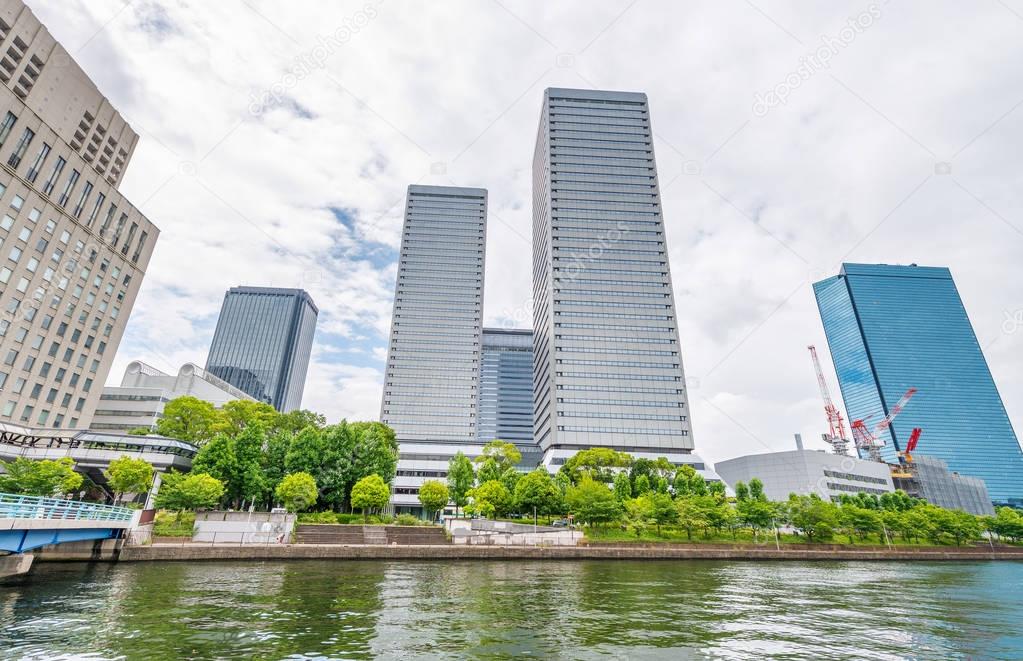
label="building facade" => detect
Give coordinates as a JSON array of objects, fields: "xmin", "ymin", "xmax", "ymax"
[
  {"xmin": 381, "ymin": 185, "xmax": 487, "ymax": 511},
  {"xmin": 531, "ymin": 87, "xmax": 712, "ymax": 476},
  {"xmin": 479, "ymin": 328, "xmax": 539, "ymax": 469},
  {"xmin": 205, "ymin": 286, "xmax": 317, "ymax": 412},
  {"xmin": 714, "ymin": 449, "xmax": 895, "ymax": 503},
  {"xmin": 92, "ymin": 360, "xmax": 253, "ymax": 432},
  {"xmin": 892, "ymin": 454, "xmax": 994, "ymax": 516},
  {"xmin": 813, "ymin": 263, "xmax": 1023, "ymax": 505},
  {"xmin": 0, "ymin": 1, "xmax": 158, "ymax": 430}
]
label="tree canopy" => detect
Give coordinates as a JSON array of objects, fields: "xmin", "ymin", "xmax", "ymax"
[{"xmin": 0, "ymin": 457, "xmax": 83, "ymax": 497}]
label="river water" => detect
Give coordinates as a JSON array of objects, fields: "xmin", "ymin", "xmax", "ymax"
[{"xmin": 1, "ymin": 560, "xmax": 1021, "ymax": 659}]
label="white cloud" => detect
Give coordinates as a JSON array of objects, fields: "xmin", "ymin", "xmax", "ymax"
[{"xmin": 30, "ymin": 0, "xmax": 1023, "ymax": 462}]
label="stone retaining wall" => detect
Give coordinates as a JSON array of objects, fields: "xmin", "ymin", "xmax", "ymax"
[{"xmin": 118, "ymin": 543, "xmax": 1023, "ymax": 563}]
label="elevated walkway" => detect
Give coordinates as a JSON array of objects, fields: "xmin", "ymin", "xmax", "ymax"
[{"xmin": 0, "ymin": 492, "xmax": 134, "ymax": 554}]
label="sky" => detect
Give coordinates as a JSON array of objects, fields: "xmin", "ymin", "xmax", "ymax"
[{"xmin": 29, "ymin": 0, "xmax": 1023, "ymax": 467}]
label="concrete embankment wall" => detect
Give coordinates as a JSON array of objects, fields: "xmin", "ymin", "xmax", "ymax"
[{"xmin": 117, "ymin": 543, "xmax": 1023, "ymax": 563}]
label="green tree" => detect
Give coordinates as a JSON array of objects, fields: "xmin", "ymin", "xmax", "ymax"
[
  {"xmin": 514, "ymin": 469, "xmax": 563, "ymax": 522},
  {"xmin": 274, "ymin": 410, "xmax": 326, "ymax": 435},
  {"xmin": 155, "ymin": 472, "xmax": 225, "ymax": 516},
  {"xmin": 275, "ymin": 472, "xmax": 318, "ymax": 512},
  {"xmin": 156, "ymin": 396, "xmax": 221, "ymax": 445},
  {"xmin": 648, "ymin": 491, "xmax": 678, "ymax": 533},
  {"xmin": 565, "ymin": 478, "xmax": 622, "ymax": 526},
  {"xmin": 625, "ymin": 496, "xmax": 653, "ymax": 537},
  {"xmin": 217, "ymin": 400, "xmax": 279, "ymax": 437},
  {"xmin": 785, "ymin": 494, "xmax": 838, "ymax": 543},
  {"xmin": 103, "ymin": 456, "xmax": 154, "ymax": 504},
  {"xmin": 838, "ymin": 505, "xmax": 881, "ymax": 543},
  {"xmin": 675, "ymin": 495, "xmax": 708, "ymax": 541},
  {"xmin": 350, "ymin": 474, "xmax": 390, "ymax": 522},
  {"xmin": 499, "ymin": 467, "xmax": 521, "ymax": 500},
  {"xmin": 418, "ymin": 480, "xmax": 449, "ymax": 520},
  {"xmin": 348, "ymin": 421, "xmax": 399, "ymax": 487},
  {"xmin": 127, "ymin": 427, "xmax": 153, "ymax": 436},
  {"xmin": 284, "ymin": 426, "xmax": 325, "ymax": 477},
  {"xmin": 562, "ymin": 447, "xmax": 633, "ymax": 484},
  {"xmin": 474, "ymin": 440, "xmax": 522, "ymax": 474},
  {"xmin": 191, "ymin": 433, "xmax": 237, "ymax": 503},
  {"xmin": 476, "ymin": 458, "xmax": 502, "ymax": 485},
  {"xmin": 613, "ymin": 471, "xmax": 633, "ymax": 502},
  {"xmin": 0, "ymin": 457, "xmax": 83, "ymax": 497},
  {"xmin": 232, "ymin": 422, "xmax": 267, "ymax": 507},
  {"xmin": 467, "ymin": 480, "xmax": 512, "ymax": 519},
  {"xmin": 734, "ymin": 481, "xmax": 750, "ymax": 502},
  {"xmin": 261, "ymin": 431, "xmax": 292, "ymax": 507},
  {"xmin": 945, "ymin": 510, "xmax": 982, "ymax": 546},
  {"xmin": 447, "ymin": 452, "xmax": 475, "ymax": 516},
  {"xmin": 633, "ymin": 474, "xmax": 651, "ymax": 496},
  {"xmin": 990, "ymin": 507, "xmax": 1023, "ymax": 543}
]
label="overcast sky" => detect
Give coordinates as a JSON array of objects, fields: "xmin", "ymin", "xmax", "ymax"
[{"xmin": 30, "ymin": 0, "xmax": 1023, "ymax": 466}]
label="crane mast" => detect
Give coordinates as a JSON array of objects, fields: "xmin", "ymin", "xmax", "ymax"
[{"xmin": 807, "ymin": 345, "xmax": 850, "ymax": 456}]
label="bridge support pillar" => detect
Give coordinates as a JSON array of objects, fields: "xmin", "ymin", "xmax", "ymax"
[{"xmin": 0, "ymin": 553, "xmax": 33, "ymax": 578}]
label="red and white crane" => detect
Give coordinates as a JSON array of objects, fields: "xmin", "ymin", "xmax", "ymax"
[
  {"xmin": 850, "ymin": 387, "xmax": 918, "ymax": 462},
  {"xmin": 807, "ymin": 345, "xmax": 851, "ymax": 456}
]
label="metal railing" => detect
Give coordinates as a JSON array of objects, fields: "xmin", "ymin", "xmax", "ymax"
[{"xmin": 0, "ymin": 492, "xmax": 134, "ymax": 522}]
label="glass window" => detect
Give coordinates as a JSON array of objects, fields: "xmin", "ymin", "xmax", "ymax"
[
  {"xmin": 8, "ymin": 246, "xmax": 21, "ymax": 261},
  {"xmin": 1, "ymin": 214, "xmax": 13, "ymax": 230},
  {"xmin": 0, "ymin": 111, "xmax": 17, "ymax": 146},
  {"xmin": 1, "ymin": 401, "xmax": 14, "ymax": 417},
  {"xmin": 19, "ymin": 405, "xmax": 32, "ymax": 422},
  {"xmin": 25, "ymin": 142, "xmax": 50, "ymax": 182},
  {"xmin": 42, "ymin": 156, "xmax": 66, "ymax": 197},
  {"xmin": 17, "ymin": 226, "xmax": 30, "ymax": 242},
  {"xmin": 7, "ymin": 127, "xmax": 34, "ymax": 168},
  {"xmin": 58, "ymin": 169, "xmax": 80, "ymax": 207}
]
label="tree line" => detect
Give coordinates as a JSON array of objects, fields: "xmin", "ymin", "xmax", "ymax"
[{"xmin": 428, "ymin": 444, "xmax": 1022, "ymax": 546}]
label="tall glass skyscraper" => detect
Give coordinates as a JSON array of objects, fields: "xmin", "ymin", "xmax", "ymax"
[
  {"xmin": 814, "ymin": 263, "xmax": 1023, "ymax": 504},
  {"xmin": 206, "ymin": 286, "xmax": 317, "ymax": 412},
  {"xmin": 381, "ymin": 185, "xmax": 487, "ymax": 511},
  {"xmin": 531, "ymin": 87, "xmax": 713, "ymax": 477},
  {"xmin": 478, "ymin": 328, "xmax": 539, "ymax": 469}
]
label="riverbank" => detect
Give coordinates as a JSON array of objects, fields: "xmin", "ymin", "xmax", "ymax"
[{"xmin": 107, "ymin": 542, "xmax": 1023, "ymax": 562}]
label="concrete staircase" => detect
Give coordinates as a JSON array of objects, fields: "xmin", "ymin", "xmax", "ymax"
[
  {"xmin": 294, "ymin": 525, "xmax": 449, "ymax": 545},
  {"xmin": 362, "ymin": 526, "xmax": 387, "ymax": 545}
]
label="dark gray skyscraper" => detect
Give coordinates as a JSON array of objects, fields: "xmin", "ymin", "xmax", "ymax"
[
  {"xmin": 532, "ymin": 87, "xmax": 713, "ymax": 478},
  {"xmin": 206, "ymin": 286, "xmax": 317, "ymax": 412}
]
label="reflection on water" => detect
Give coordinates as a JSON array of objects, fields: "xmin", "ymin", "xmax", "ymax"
[{"xmin": 1, "ymin": 560, "xmax": 1021, "ymax": 659}]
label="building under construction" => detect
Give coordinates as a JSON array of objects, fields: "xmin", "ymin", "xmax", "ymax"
[{"xmin": 807, "ymin": 345, "xmax": 995, "ymax": 516}]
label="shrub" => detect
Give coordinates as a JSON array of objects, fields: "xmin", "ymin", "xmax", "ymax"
[{"xmin": 395, "ymin": 513, "xmax": 422, "ymax": 526}]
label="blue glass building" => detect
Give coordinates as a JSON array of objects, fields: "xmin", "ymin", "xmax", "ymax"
[
  {"xmin": 206, "ymin": 287, "xmax": 318, "ymax": 412},
  {"xmin": 813, "ymin": 263, "xmax": 1023, "ymax": 504},
  {"xmin": 478, "ymin": 328, "xmax": 539, "ymax": 469}
]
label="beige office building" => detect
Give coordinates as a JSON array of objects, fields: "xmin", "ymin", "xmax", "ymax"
[{"xmin": 0, "ymin": 0, "xmax": 158, "ymax": 430}]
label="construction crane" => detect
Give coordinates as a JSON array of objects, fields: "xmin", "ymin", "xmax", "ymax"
[
  {"xmin": 903, "ymin": 427, "xmax": 922, "ymax": 463},
  {"xmin": 850, "ymin": 387, "xmax": 918, "ymax": 462},
  {"xmin": 807, "ymin": 345, "xmax": 850, "ymax": 456}
]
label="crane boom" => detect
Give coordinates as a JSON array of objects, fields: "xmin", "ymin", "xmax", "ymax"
[
  {"xmin": 808, "ymin": 345, "xmax": 850, "ymax": 455},
  {"xmin": 850, "ymin": 387, "xmax": 918, "ymax": 462}
]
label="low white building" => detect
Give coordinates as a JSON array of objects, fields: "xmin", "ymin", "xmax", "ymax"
[
  {"xmin": 92, "ymin": 361, "xmax": 253, "ymax": 432},
  {"xmin": 714, "ymin": 449, "xmax": 894, "ymax": 503}
]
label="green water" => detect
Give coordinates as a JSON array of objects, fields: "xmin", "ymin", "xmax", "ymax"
[{"xmin": 1, "ymin": 560, "xmax": 1021, "ymax": 659}]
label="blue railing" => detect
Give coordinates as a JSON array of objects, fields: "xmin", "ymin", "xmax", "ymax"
[{"xmin": 0, "ymin": 492, "xmax": 133, "ymax": 522}]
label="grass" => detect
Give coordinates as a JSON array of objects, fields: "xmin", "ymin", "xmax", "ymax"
[
  {"xmin": 153, "ymin": 510, "xmax": 195, "ymax": 538},
  {"xmin": 582, "ymin": 525, "xmax": 995, "ymax": 547}
]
